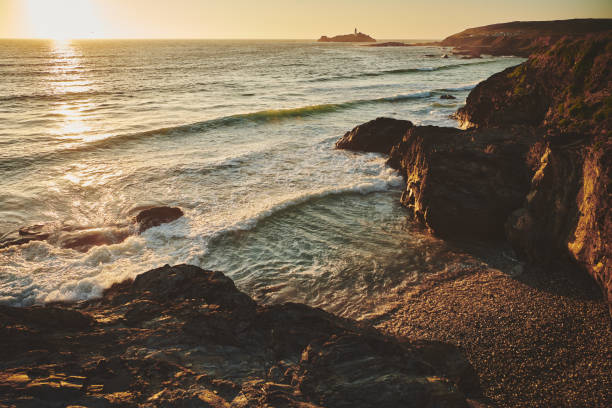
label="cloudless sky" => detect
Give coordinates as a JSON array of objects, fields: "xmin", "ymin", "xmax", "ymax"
[{"xmin": 1, "ymin": 0, "xmax": 611, "ymax": 39}]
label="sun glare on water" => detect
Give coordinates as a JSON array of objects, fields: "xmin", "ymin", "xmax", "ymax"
[{"xmin": 25, "ymin": 0, "xmax": 103, "ymax": 40}]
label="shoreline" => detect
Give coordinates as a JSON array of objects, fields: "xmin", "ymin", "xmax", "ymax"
[{"xmin": 1, "ymin": 19, "xmax": 610, "ymax": 407}]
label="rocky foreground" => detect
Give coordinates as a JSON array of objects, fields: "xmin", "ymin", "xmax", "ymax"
[{"xmin": 0, "ymin": 264, "xmax": 487, "ymax": 407}]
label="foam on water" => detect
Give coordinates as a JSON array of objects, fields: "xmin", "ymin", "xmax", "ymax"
[{"xmin": 0, "ymin": 39, "xmax": 524, "ymax": 311}]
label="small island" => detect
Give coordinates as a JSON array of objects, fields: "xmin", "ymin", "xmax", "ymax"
[{"xmin": 318, "ymin": 28, "xmax": 376, "ymax": 42}]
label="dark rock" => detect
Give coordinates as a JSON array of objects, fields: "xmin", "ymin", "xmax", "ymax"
[
  {"xmin": 0, "ymin": 265, "xmax": 481, "ymax": 407},
  {"xmin": 135, "ymin": 206, "xmax": 183, "ymax": 233},
  {"xmin": 335, "ymin": 117, "xmax": 413, "ymax": 155},
  {"xmin": 0, "ymin": 206, "xmax": 185, "ymax": 252},
  {"xmin": 387, "ymin": 125, "xmax": 535, "ymax": 240},
  {"xmin": 440, "ymin": 94, "xmax": 456, "ymax": 100},
  {"xmin": 0, "ymin": 305, "xmax": 93, "ymax": 329},
  {"xmin": 56, "ymin": 227, "xmax": 131, "ymax": 253}
]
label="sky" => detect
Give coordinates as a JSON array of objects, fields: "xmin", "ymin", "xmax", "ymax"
[{"xmin": 0, "ymin": 0, "xmax": 611, "ymax": 40}]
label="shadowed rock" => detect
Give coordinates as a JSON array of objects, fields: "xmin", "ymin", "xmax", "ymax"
[
  {"xmin": 0, "ymin": 264, "xmax": 482, "ymax": 407},
  {"xmin": 387, "ymin": 125, "xmax": 535, "ymax": 240},
  {"xmin": 135, "ymin": 206, "xmax": 184, "ymax": 233},
  {"xmin": 335, "ymin": 117, "xmax": 413, "ymax": 154},
  {"xmin": 0, "ymin": 206, "xmax": 184, "ymax": 253}
]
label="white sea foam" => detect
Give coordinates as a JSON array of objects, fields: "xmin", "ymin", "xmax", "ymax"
[{"xmin": 0, "ymin": 40, "xmax": 524, "ymax": 308}]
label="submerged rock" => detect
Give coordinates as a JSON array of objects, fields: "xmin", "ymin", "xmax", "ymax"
[
  {"xmin": 0, "ymin": 264, "xmax": 481, "ymax": 407},
  {"xmin": 0, "ymin": 206, "xmax": 184, "ymax": 252},
  {"xmin": 56, "ymin": 226, "xmax": 132, "ymax": 253},
  {"xmin": 335, "ymin": 117, "xmax": 413, "ymax": 154},
  {"xmin": 440, "ymin": 94, "xmax": 456, "ymax": 100},
  {"xmin": 135, "ymin": 206, "xmax": 184, "ymax": 233}
]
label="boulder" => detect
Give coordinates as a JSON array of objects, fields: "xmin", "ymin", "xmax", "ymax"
[
  {"xmin": 0, "ymin": 206, "xmax": 184, "ymax": 252},
  {"xmin": 135, "ymin": 206, "xmax": 184, "ymax": 233},
  {"xmin": 335, "ymin": 117, "xmax": 413, "ymax": 154},
  {"xmin": 56, "ymin": 226, "xmax": 131, "ymax": 252}
]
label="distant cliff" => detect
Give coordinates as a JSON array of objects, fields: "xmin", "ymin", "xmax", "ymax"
[
  {"xmin": 440, "ymin": 18, "xmax": 612, "ymax": 57},
  {"xmin": 318, "ymin": 32, "xmax": 376, "ymax": 42}
]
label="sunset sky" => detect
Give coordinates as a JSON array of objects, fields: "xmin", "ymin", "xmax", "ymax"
[{"xmin": 1, "ymin": 0, "xmax": 611, "ymax": 40}]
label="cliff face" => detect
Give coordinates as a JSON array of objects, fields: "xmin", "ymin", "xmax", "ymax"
[
  {"xmin": 472, "ymin": 34, "xmax": 611, "ymax": 309},
  {"xmin": 337, "ymin": 32, "xmax": 611, "ymax": 310},
  {"xmin": 0, "ymin": 264, "xmax": 481, "ymax": 407},
  {"xmin": 440, "ymin": 18, "xmax": 612, "ymax": 57}
]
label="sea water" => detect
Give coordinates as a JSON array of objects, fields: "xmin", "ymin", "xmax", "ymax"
[{"xmin": 0, "ymin": 39, "xmax": 522, "ymax": 316}]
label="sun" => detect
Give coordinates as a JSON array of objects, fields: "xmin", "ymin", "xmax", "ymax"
[{"xmin": 24, "ymin": 0, "xmax": 103, "ymax": 40}]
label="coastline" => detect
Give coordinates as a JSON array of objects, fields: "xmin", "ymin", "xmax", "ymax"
[{"xmin": 1, "ymin": 19, "xmax": 611, "ymax": 407}]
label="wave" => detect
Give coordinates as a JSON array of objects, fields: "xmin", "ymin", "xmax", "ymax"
[
  {"xmin": 194, "ymin": 173, "xmax": 403, "ymax": 247},
  {"xmin": 46, "ymin": 91, "xmax": 433, "ymax": 153},
  {"xmin": 307, "ymin": 60, "xmax": 503, "ymax": 83}
]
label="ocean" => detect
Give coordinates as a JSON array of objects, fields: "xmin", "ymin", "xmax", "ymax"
[{"xmin": 0, "ymin": 39, "xmax": 523, "ymax": 316}]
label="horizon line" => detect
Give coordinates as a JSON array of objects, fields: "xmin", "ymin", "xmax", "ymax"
[{"xmin": 0, "ymin": 37, "xmax": 442, "ymax": 41}]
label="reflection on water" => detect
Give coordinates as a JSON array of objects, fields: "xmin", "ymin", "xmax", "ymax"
[
  {"xmin": 47, "ymin": 40, "xmax": 95, "ymax": 143},
  {"xmin": 0, "ymin": 40, "xmax": 523, "ymax": 311}
]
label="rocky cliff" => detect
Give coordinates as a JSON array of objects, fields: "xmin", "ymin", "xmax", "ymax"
[
  {"xmin": 337, "ymin": 32, "xmax": 611, "ymax": 310},
  {"xmin": 0, "ymin": 264, "xmax": 483, "ymax": 407},
  {"xmin": 440, "ymin": 18, "xmax": 612, "ymax": 57}
]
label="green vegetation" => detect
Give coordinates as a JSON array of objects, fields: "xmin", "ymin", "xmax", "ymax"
[
  {"xmin": 571, "ymin": 40, "xmax": 606, "ymax": 95},
  {"xmin": 507, "ymin": 64, "xmax": 530, "ymax": 97}
]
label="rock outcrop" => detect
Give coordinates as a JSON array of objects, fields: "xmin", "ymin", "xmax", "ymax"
[
  {"xmin": 337, "ymin": 32, "xmax": 611, "ymax": 310},
  {"xmin": 386, "ymin": 126, "xmax": 535, "ymax": 240},
  {"xmin": 0, "ymin": 206, "xmax": 184, "ymax": 252},
  {"xmin": 318, "ymin": 32, "xmax": 376, "ymax": 43},
  {"xmin": 0, "ymin": 264, "xmax": 482, "ymax": 407},
  {"xmin": 335, "ymin": 117, "xmax": 413, "ymax": 154}
]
